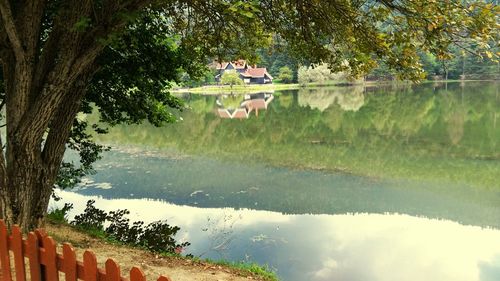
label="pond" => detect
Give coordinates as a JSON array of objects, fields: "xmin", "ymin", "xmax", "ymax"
[{"xmin": 54, "ymin": 81, "xmax": 500, "ymax": 281}]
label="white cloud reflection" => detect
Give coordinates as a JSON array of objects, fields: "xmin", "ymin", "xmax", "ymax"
[{"xmin": 52, "ymin": 190, "xmax": 500, "ymax": 281}]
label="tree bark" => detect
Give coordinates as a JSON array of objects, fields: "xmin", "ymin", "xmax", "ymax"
[
  {"xmin": 0, "ymin": 0, "xmax": 153, "ymax": 231},
  {"xmin": 0, "ymin": 76, "xmax": 90, "ymax": 230}
]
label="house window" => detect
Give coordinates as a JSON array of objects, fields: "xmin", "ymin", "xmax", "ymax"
[{"xmin": 244, "ymin": 79, "xmax": 250, "ymax": 83}]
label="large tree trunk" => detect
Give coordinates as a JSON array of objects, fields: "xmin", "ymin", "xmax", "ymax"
[
  {"xmin": 0, "ymin": 67, "xmax": 90, "ymax": 230},
  {"xmin": 0, "ymin": 83, "xmax": 88, "ymax": 230},
  {"xmin": 2, "ymin": 154, "xmax": 51, "ymax": 230},
  {"xmin": 0, "ymin": 0, "xmax": 151, "ymax": 231}
]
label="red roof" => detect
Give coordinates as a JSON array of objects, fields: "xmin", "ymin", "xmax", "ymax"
[{"xmin": 241, "ymin": 68, "xmax": 273, "ymax": 79}]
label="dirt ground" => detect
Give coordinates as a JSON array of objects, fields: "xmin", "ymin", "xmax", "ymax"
[{"xmin": 45, "ymin": 223, "xmax": 269, "ymax": 281}]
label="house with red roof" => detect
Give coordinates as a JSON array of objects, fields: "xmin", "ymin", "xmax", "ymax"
[{"xmin": 215, "ymin": 60, "xmax": 273, "ymax": 84}]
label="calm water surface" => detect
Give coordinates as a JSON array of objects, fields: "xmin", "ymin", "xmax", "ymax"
[{"xmin": 55, "ymin": 82, "xmax": 500, "ymax": 281}]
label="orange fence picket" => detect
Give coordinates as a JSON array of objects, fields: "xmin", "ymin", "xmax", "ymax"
[
  {"xmin": 0, "ymin": 220, "xmax": 173, "ymax": 281},
  {"xmin": 0, "ymin": 220, "xmax": 12, "ymax": 281}
]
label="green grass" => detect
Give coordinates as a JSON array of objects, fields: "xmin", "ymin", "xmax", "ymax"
[
  {"xmin": 173, "ymin": 80, "xmax": 360, "ymax": 94},
  {"xmin": 198, "ymin": 258, "xmax": 279, "ymax": 281},
  {"xmin": 173, "ymin": 78, "xmax": 496, "ymax": 95},
  {"xmin": 173, "ymin": 83, "xmax": 299, "ymax": 94},
  {"xmin": 46, "ymin": 203, "xmax": 73, "ymax": 224}
]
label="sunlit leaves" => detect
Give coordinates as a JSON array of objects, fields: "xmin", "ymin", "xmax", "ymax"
[
  {"xmin": 253, "ymin": 0, "xmax": 499, "ymax": 81},
  {"xmin": 220, "ymin": 70, "xmax": 245, "ymax": 87}
]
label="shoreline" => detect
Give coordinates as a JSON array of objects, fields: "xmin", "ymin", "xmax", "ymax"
[
  {"xmin": 45, "ymin": 219, "xmax": 279, "ymax": 281},
  {"xmin": 172, "ymin": 79, "xmax": 498, "ymax": 94}
]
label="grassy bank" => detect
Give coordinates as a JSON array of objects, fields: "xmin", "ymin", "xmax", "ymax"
[
  {"xmin": 173, "ymin": 83, "xmax": 300, "ymax": 94},
  {"xmin": 173, "ymin": 79, "xmax": 496, "ymax": 94},
  {"xmin": 173, "ymin": 79, "xmax": 374, "ymax": 94},
  {"xmin": 173, "ymin": 80, "xmax": 369, "ymax": 94}
]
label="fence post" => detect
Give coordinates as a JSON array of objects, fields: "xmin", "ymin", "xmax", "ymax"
[
  {"xmin": 130, "ymin": 267, "xmax": 146, "ymax": 281},
  {"xmin": 63, "ymin": 243, "xmax": 77, "ymax": 281},
  {"xmin": 11, "ymin": 226, "xmax": 26, "ymax": 281},
  {"xmin": 34, "ymin": 229, "xmax": 47, "ymax": 281},
  {"xmin": 0, "ymin": 220, "xmax": 12, "ymax": 281},
  {"xmin": 0, "ymin": 220, "xmax": 174, "ymax": 281},
  {"xmin": 105, "ymin": 259, "xmax": 121, "ymax": 281},
  {"xmin": 42, "ymin": 236, "xmax": 59, "ymax": 281},
  {"xmin": 157, "ymin": 276, "xmax": 173, "ymax": 281},
  {"xmin": 27, "ymin": 232, "xmax": 42, "ymax": 281},
  {"xmin": 83, "ymin": 251, "xmax": 98, "ymax": 281}
]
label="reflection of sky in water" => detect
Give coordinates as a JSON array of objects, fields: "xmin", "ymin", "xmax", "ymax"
[
  {"xmin": 70, "ymin": 149, "xmax": 500, "ymax": 229},
  {"xmin": 52, "ymin": 190, "xmax": 500, "ymax": 281}
]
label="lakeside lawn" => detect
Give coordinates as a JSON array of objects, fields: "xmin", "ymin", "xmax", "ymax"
[
  {"xmin": 173, "ymin": 82, "xmax": 300, "ymax": 94},
  {"xmin": 172, "ymin": 79, "xmax": 367, "ymax": 94},
  {"xmin": 171, "ymin": 79, "xmax": 492, "ymax": 94}
]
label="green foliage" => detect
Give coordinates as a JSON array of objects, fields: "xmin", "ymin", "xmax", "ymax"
[
  {"xmin": 60, "ymin": 10, "xmax": 200, "ymax": 188},
  {"xmin": 86, "ymin": 12, "xmax": 188, "ymax": 127},
  {"xmin": 203, "ymin": 259, "xmax": 278, "ymax": 281},
  {"xmin": 56, "ymin": 119, "xmax": 109, "ymax": 189},
  {"xmin": 277, "ymin": 66, "xmax": 293, "ymax": 83},
  {"xmin": 163, "ymin": 1, "xmax": 499, "ymax": 81},
  {"xmin": 71, "ymin": 200, "xmax": 189, "ymax": 254},
  {"xmin": 261, "ymin": 1, "xmax": 498, "ymax": 80},
  {"xmin": 368, "ymin": 45, "xmax": 499, "ymax": 80},
  {"xmin": 47, "ymin": 203, "xmax": 74, "ymax": 224},
  {"xmin": 298, "ymin": 64, "xmax": 347, "ymax": 86},
  {"xmin": 179, "ymin": 69, "xmax": 217, "ymax": 88},
  {"xmin": 220, "ymin": 70, "xmax": 244, "ymax": 88},
  {"xmin": 72, "ymin": 200, "xmax": 107, "ymax": 230},
  {"xmin": 258, "ymin": 38, "xmax": 299, "ymax": 82},
  {"xmin": 140, "ymin": 221, "xmax": 184, "ymax": 253}
]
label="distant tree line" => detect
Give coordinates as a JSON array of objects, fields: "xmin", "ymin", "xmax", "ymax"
[
  {"xmin": 367, "ymin": 46, "xmax": 499, "ymax": 81},
  {"xmin": 178, "ymin": 41, "xmax": 498, "ymax": 87}
]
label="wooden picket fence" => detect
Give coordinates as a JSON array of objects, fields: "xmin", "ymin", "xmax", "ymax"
[{"xmin": 0, "ymin": 220, "xmax": 172, "ymax": 281}]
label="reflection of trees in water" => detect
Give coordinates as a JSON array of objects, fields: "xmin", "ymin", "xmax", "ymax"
[
  {"xmin": 187, "ymin": 95, "xmax": 217, "ymax": 114},
  {"xmin": 337, "ymin": 87, "xmax": 364, "ymax": 111},
  {"xmin": 298, "ymin": 86, "xmax": 365, "ymax": 112},
  {"xmin": 95, "ymin": 82, "xmax": 500, "ymax": 189},
  {"xmin": 447, "ymin": 111, "xmax": 465, "ymax": 145},
  {"xmin": 442, "ymin": 91, "xmax": 466, "ymax": 146},
  {"xmin": 217, "ymin": 94, "xmax": 243, "ymax": 109},
  {"xmin": 278, "ymin": 94, "xmax": 293, "ymax": 108}
]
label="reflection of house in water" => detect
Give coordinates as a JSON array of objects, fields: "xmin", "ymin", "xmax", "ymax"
[{"xmin": 216, "ymin": 93, "xmax": 274, "ymax": 119}]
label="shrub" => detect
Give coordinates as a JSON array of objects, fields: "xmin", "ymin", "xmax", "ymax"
[
  {"xmin": 72, "ymin": 200, "xmax": 107, "ymax": 230},
  {"xmin": 71, "ymin": 200, "xmax": 189, "ymax": 254},
  {"xmin": 277, "ymin": 66, "xmax": 293, "ymax": 83},
  {"xmin": 298, "ymin": 64, "xmax": 346, "ymax": 86},
  {"xmin": 47, "ymin": 203, "xmax": 74, "ymax": 223},
  {"xmin": 140, "ymin": 221, "xmax": 188, "ymax": 253},
  {"xmin": 220, "ymin": 70, "xmax": 244, "ymax": 87}
]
